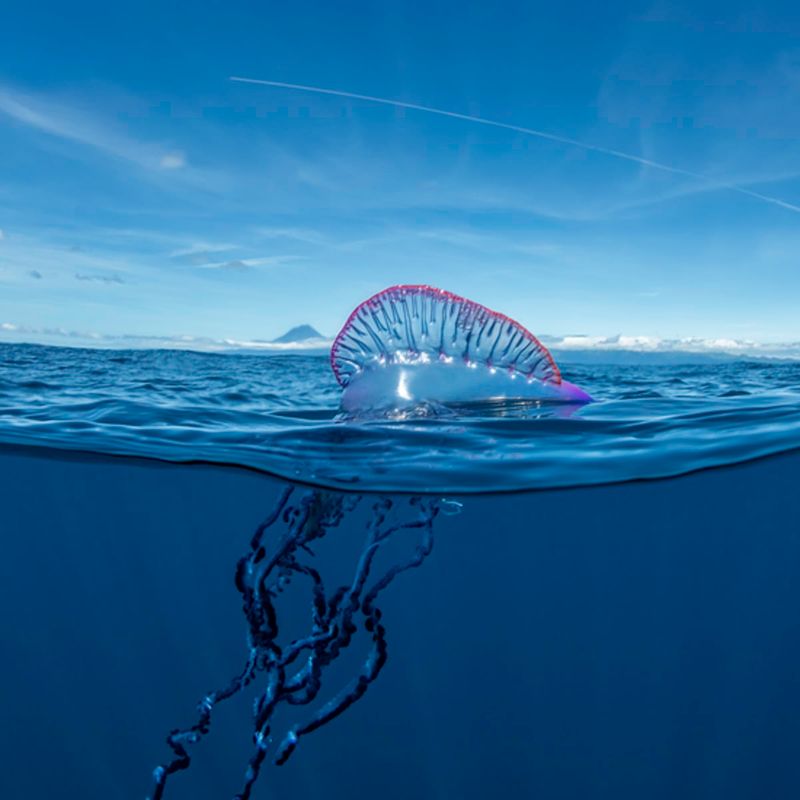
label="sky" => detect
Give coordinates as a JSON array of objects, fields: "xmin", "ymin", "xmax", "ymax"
[{"xmin": 1, "ymin": 1, "xmax": 800, "ymax": 349}]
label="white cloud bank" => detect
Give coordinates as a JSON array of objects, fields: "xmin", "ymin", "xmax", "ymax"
[
  {"xmin": 1, "ymin": 323, "xmax": 800, "ymax": 360},
  {"xmin": 0, "ymin": 323, "xmax": 333, "ymax": 352},
  {"xmin": 541, "ymin": 334, "xmax": 800, "ymax": 360}
]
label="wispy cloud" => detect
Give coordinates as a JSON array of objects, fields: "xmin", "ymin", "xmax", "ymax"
[
  {"xmin": 75, "ymin": 272, "xmax": 126, "ymax": 284},
  {"xmin": 231, "ymin": 76, "xmax": 800, "ymax": 215},
  {"xmin": 201, "ymin": 255, "xmax": 306, "ymax": 271},
  {"xmin": 170, "ymin": 244, "xmax": 239, "ymax": 266},
  {"xmin": 159, "ymin": 151, "xmax": 186, "ymax": 169},
  {"xmin": 414, "ymin": 227, "xmax": 564, "ymax": 258},
  {"xmin": 593, "ymin": 34, "xmax": 800, "ymax": 214},
  {"xmin": 254, "ymin": 226, "xmax": 328, "ymax": 245},
  {"xmin": 0, "ymin": 85, "xmax": 184, "ymax": 171},
  {"xmin": 215, "ymin": 259, "xmax": 250, "ymax": 272},
  {"xmin": 169, "ymin": 242, "xmax": 306, "ymax": 271},
  {"xmin": 0, "ymin": 230, "xmax": 143, "ymax": 285},
  {"xmin": 0, "ymin": 83, "xmax": 236, "ymax": 198}
]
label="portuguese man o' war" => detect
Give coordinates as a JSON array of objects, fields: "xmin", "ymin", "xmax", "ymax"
[
  {"xmin": 148, "ymin": 286, "xmax": 584, "ymax": 798},
  {"xmin": 332, "ymin": 284, "xmax": 592, "ymax": 413}
]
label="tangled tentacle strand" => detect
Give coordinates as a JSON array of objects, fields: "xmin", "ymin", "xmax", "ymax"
[{"xmin": 148, "ymin": 487, "xmax": 441, "ymax": 800}]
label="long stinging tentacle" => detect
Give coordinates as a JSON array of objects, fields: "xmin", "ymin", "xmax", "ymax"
[
  {"xmin": 148, "ymin": 488, "xmax": 296, "ymax": 800},
  {"xmin": 148, "ymin": 488, "xmax": 441, "ymax": 800}
]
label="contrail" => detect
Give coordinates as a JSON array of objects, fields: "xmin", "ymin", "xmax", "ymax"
[{"xmin": 230, "ymin": 76, "xmax": 800, "ymax": 215}]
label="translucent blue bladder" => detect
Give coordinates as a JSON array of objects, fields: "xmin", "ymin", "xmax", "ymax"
[{"xmin": 332, "ymin": 285, "xmax": 592, "ymax": 413}]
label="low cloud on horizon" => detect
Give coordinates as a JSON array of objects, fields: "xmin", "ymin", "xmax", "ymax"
[{"xmin": 2, "ymin": 321, "xmax": 800, "ymax": 361}]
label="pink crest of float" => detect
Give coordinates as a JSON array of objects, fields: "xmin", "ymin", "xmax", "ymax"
[{"xmin": 331, "ymin": 284, "xmax": 562, "ymax": 388}]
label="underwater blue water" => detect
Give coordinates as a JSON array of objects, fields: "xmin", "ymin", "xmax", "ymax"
[{"xmin": 1, "ymin": 342, "xmax": 800, "ymax": 799}]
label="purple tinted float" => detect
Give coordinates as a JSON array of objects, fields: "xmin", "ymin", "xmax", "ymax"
[
  {"xmin": 331, "ymin": 285, "xmax": 591, "ymax": 410},
  {"xmin": 332, "ymin": 284, "xmax": 561, "ymax": 384}
]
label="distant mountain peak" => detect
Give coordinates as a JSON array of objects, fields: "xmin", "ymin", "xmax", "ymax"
[{"xmin": 271, "ymin": 324, "xmax": 326, "ymax": 344}]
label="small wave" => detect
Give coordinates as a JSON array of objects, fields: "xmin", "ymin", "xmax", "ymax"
[{"xmin": 1, "ymin": 343, "xmax": 799, "ymax": 493}]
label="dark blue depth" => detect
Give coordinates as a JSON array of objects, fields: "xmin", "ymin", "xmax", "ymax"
[{"xmin": 1, "ymin": 446, "xmax": 799, "ymax": 799}]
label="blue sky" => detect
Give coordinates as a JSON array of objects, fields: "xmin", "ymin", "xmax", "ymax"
[{"xmin": 1, "ymin": 1, "xmax": 800, "ymax": 348}]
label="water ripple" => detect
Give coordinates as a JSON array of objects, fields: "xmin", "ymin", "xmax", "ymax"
[{"xmin": 1, "ymin": 343, "xmax": 799, "ymax": 493}]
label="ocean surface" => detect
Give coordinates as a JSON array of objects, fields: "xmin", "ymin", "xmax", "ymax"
[
  {"xmin": 2, "ymin": 343, "xmax": 800, "ymax": 492},
  {"xmin": 1, "ymin": 342, "xmax": 800, "ymax": 799}
]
